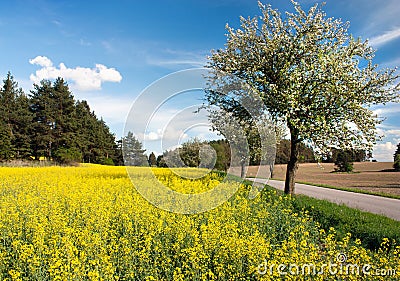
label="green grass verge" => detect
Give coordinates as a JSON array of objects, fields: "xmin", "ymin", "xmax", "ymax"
[
  {"xmin": 241, "ymin": 179, "xmax": 400, "ymax": 250},
  {"xmin": 291, "ymin": 193, "xmax": 400, "ymax": 250}
]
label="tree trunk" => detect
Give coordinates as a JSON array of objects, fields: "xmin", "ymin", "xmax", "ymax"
[
  {"xmin": 284, "ymin": 133, "xmax": 300, "ymax": 195},
  {"xmin": 240, "ymin": 161, "xmax": 246, "ymax": 178},
  {"xmin": 269, "ymin": 163, "xmax": 274, "ymax": 179}
]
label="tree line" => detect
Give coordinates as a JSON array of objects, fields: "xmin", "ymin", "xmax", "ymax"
[
  {"xmin": 132, "ymin": 136, "xmax": 368, "ymax": 171},
  {"xmin": 0, "ymin": 72, "xmax": 122, "ymax": 165},
  {"xmin": 0, "ymin": 71, "xmax": 373, "ymax": 170}
]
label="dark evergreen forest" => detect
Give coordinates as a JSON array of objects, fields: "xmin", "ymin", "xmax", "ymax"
[{"xmin": 0, "ymin": 72, "xmax": 122, "ymax": 165}]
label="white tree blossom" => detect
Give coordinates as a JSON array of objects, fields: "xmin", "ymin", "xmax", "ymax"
[{"xmin": 207, "ymin": 1, "xmax": 400, "ymax": 194}]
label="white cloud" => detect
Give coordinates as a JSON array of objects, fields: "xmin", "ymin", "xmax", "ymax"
[
  {"xmin": 372, "ymin": 103, "xmax": 400, "ymax": 117},
  {"xmin": 369, "ymin": 27, "xmax": 400, "ymax": 47},
  {"xmin": 29, "ymin": 56, "xmax": 53, "ymax": 67},
  {"xmin": 387, "ymin": 129, "xmax": 400, "ymax": 137},
  {"xmin": 145, "ymin": 131, "xmax": 162, "ymax": 141},
  {"xmin": 29, "ymin": 56, "xmax": 122, "ymax": 91},
  {"xmin": 373, "ymin": 141, "xmax": 396, "ymax": 162}
]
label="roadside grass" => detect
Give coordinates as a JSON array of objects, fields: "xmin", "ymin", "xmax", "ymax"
[
  {"xmin": 242, "ymin": 179, "xmax": 400, "ymax": 251},
  {"xmin": 291, "ymin": 194, "xmax": 400, "ymax": 250}
]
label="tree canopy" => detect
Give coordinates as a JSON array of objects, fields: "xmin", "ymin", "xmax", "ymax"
[
  {"xmin": 0, "ymin": 73, "xmax": 121, "ymax": 165},
  {"xmin": 206, "ymin": 1, "xmax": 400, "ymax": 194},
  {"xmin": 122, "ymin": 131, "xmax": 148, "ymax": 166}
]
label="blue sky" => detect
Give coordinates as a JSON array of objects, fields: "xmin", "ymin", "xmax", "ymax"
[{"xmin": 1, "ymin": 0, "xmax": 400, "ymax": 161}]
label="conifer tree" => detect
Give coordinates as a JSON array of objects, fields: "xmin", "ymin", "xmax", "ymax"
[
  {"xmin": 122, "ymin": 132, "xmax": 147, "ymax": 166},
  {"xmin": 0, "ymin": 72, "xmax": 32, "ymax": 160}
]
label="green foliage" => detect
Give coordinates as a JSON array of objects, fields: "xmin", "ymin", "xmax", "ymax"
[
  {"xmin": 209, "ymin": 139, "xmax": 231, "ymax": 171},
  {"xmin": 101, "ymin": 157, "xmax": 115, "ymax": 166},
  {"xmin": 0, "ymin": 122, "xmax": 13, "ymax": 160},
  {"xmin": 179, "ymin": 138, "xmax": 203, "ymax": 167},
  {"xmin": 324, "ymin": 148, "xmax": 367, "ymax": 163},
  {"xmin": 394, "ymin": 155, "xmax": 400, "ymax": 171},
  {"xmin": 275, "ymin": 139, "xmax": 316, "ymax": 164},
  {"xmin": 53, "ymin": 147, "xmax": 82, "ymax": 164},
  {"xmin": 0, "ymin": 72, "xmax": 121, "ymax": 165},
  {"xmin": 148, "ymin": 152, "xmax": 157, "ymax": 166},
  {"xmin": 179, "ymin": 138, "xmax": 216, "ymax": 168},
  {"xmin": 161, "ymin": 138, "xmax": 217, "ymax": 169},
  {"xmin": 291, "ymin": 195, "xmax": 400, "ymax": 250},
  {"xmin": 207, "ymin": 1, "xmax": 400, "ymax": 193},
  {"xmin": 0, "ymin": 72, "xmax": 32, "ymax": 160},
  {"xmin": 334, "ymin": 150, "xmax": 354, "ymax": 172},
  {"xmin": 394, "ymin": 143, "xmax": 400, "ymax": 171},
  {"xmin": 156, "ymin": 155, "xmax": 167, "ymax": 167},
  {"xmin": 122, "ymin": 132, "xmax": 147, "ymax": 166}
]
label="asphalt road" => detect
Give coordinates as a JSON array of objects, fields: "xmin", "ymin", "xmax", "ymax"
[{"xmin": 249, "ymin": 178, "xmax": 400, "ymax": 221}]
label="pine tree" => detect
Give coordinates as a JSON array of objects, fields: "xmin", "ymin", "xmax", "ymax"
[
  {"xmin": 0, "ymin": 120, "xmax": 13, "ymax": 160},
  {"xmin": 51, "ymin": 78, "xmax": 77, "ymax": 153},
  {"xmin": 29, "ymin": 80, "xmax": 55, "ymax": 160},
  {"xmin": 75, "ymin": 100, "xmax": 95, "ymax": 162},
  {"xmin": 122, "ymin": 132, "xmax": 147, "ymax": 166},
  {"xmin": 0, "ymin": 74, "xmax": 121, "ymax": 165},
  {"xmin": 0, "ymin": 72, "xmax": 32, "ymax": 160},
  {"xmin": 95, "ymin": 118, "xmax": 117, "ymax": 165},
  {"xmin": 113, "ymin": 138, "xmax": 124, "ymax": 166},
  {"xmin": 13, "ymin": 94, "xmax": 33, "ymax": 158}
]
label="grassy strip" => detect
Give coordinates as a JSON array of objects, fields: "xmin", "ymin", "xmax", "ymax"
[
  {"xmin": 241, "ymin": 179, "xmax": 400, "ymax": 250},
  {"xmin": 291, "ymin": 193, "xmax": 400, "ymax": 250}
]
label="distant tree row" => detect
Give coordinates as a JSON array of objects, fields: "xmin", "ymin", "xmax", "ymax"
[
  {"xmin": 0, "ymin": 72, "xmax": 122, "ymax": 165},
  {"xmin": 154, "ymin": 138, "xmax": 224, "ymax": 169},
  {"xmin": 130, "ymin": 136, "xmax": 368, "ymax": 171},
  {"xmin": 141, "ymin": 136, "xmax": 369, "ymax": 171}
]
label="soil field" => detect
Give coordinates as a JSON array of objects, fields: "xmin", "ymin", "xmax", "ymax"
[{"xmin": 244, "ymin": 162, "xmax": 400, "ymax": 196}]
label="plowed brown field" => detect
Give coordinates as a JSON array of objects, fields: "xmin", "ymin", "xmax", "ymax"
[{"xmin": 244, "ymin": 162, "xmax": 400, "ymax": 196}]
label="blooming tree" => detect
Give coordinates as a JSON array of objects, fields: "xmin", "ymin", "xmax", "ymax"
[{"xmin": 206, "ymin": 1, "xmax": 400, "ymax": 194}]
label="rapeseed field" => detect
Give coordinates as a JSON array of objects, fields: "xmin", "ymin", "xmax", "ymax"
[{"xmin": 0, "ymin": 165, "xmax": 398, "ymax": 280}]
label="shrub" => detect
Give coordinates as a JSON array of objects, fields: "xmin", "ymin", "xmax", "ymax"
[
  {"xmin": 54, "ymin": 147, "xmax": 82, "ymax": 165},
  {"xmin": 334, "ymin": 150, "xmax": 354, "ymax": 172},
  {"xmin": 394, "ymin": 154, "xmax": 400, "ymax": 171},
  {"xmin": 101, "ymin": 157, "xmax": 115, "ymax": 166},
  {"xmin": 394, "ymin": 143, "xmax": 400, "ymax": 171}
]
